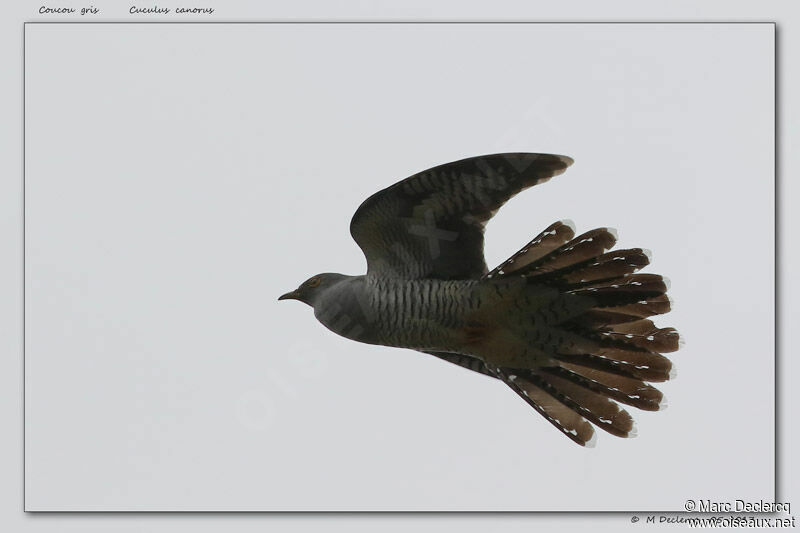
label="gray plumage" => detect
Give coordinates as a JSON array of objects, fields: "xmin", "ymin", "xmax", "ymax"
[{"xmin": 279, "ymin": 153, "xmax": 680, "ymax": 446}]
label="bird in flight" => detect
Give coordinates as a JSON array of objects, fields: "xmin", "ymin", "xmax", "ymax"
[{"xmin": 279, "ymin": 153, "xmax": 679, "ymax": 446}]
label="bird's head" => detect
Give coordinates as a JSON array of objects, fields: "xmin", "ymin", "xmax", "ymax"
[{"xmin": 278, "ymin": 273, "xmax": 347, "ymax": 307}]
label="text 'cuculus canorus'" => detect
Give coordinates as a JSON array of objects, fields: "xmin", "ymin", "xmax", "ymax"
[{"xmin": 279, "ymin": 153, "xmax": 680, "ymax": 446}]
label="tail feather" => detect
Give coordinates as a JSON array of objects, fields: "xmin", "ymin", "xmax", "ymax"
[
  {"xmin": 604, "ymin": 319, "xmax": 681, "ymax": 353},
  {"xmin": 555, "ymin": 248, "xmax": 652, "ymax": 285},
  {"xmin": 530, "ymin": 370, "xmax": 635, "ymax": 438},
  {"xmin": 570, "ymin": 309, "xmax": 649, "ymax": 328},
  {"xmin": 565, "ymin": 275, "xmax": 669, "ymax": 311},
  {"xmin": 519, "ymin": 228, "xmax": 618, "ymax": 276},
  {"xmin": 557, "ymin": 295, "xmax": 673, "ymax": 332},
  {"xmin": 554, "ymin": 342, "xmax": 674, "ymax": 382},
  {"xmin": 570, "ymin": 273, "xmax": 668, "ymax": 297},
  {"xmin": 483, "ymin": 223, "xmax": 679, "ymax": 445},
  {"xmin": 546, "ymin": 363, "xmax": 665, "ymax": 411},
  {"xmin": 604, "ymin": 294, "xmax": 672, "ymax": 318},
  {"xmin": 499, "ymin": 369, "xmax": 597, "ymax": 446},
  {"xmin": 484, "ymin": 220, "xmax": 575, "ymax": 279}
]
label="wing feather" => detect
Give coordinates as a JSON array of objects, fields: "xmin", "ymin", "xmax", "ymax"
[{"xmin": 350, "ymin": 153, "xmax": 573, "ymax": 279}]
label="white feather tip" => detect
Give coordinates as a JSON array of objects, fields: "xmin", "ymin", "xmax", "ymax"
[{"xmin": 658, "ymin": 395, "xmax": 669, "ymax": 411}]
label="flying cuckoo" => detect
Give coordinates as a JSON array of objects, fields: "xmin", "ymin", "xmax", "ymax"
[{"xmin": 279, "ymin": 153, "xmax": 679, "ymax": 446}]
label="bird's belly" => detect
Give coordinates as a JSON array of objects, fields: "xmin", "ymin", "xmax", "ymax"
[
  {"xmin": 366, "ymin": 279, "xmax": 482, "ymax": 351},
  {"xmin": 371, "ymin": 316, "xmax": 463, "ymax": 351}
]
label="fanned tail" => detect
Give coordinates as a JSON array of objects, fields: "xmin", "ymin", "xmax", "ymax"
[{"xmin": 484, "ymin": 222, "xmax": 679, "ymax": 446}]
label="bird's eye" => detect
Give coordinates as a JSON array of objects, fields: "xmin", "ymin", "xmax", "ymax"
[{"xmin": 306, "ymin": 277, "xmax": 321, "ymax": 288}]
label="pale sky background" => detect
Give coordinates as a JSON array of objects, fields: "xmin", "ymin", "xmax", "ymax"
[{"xmin": 24, "ymin": 22, "xmax": 773, "ymax": 512}]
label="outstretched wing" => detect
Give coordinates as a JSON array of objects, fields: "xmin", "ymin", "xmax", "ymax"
[{"xmin": 349, "ymin": 153, "xmax": 573, "ymax": 280}]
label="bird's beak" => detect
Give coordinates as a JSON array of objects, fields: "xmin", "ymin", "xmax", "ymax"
[{"xmin": 278, "ymin": 290, "xmax": 300, "ymax": 301}]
